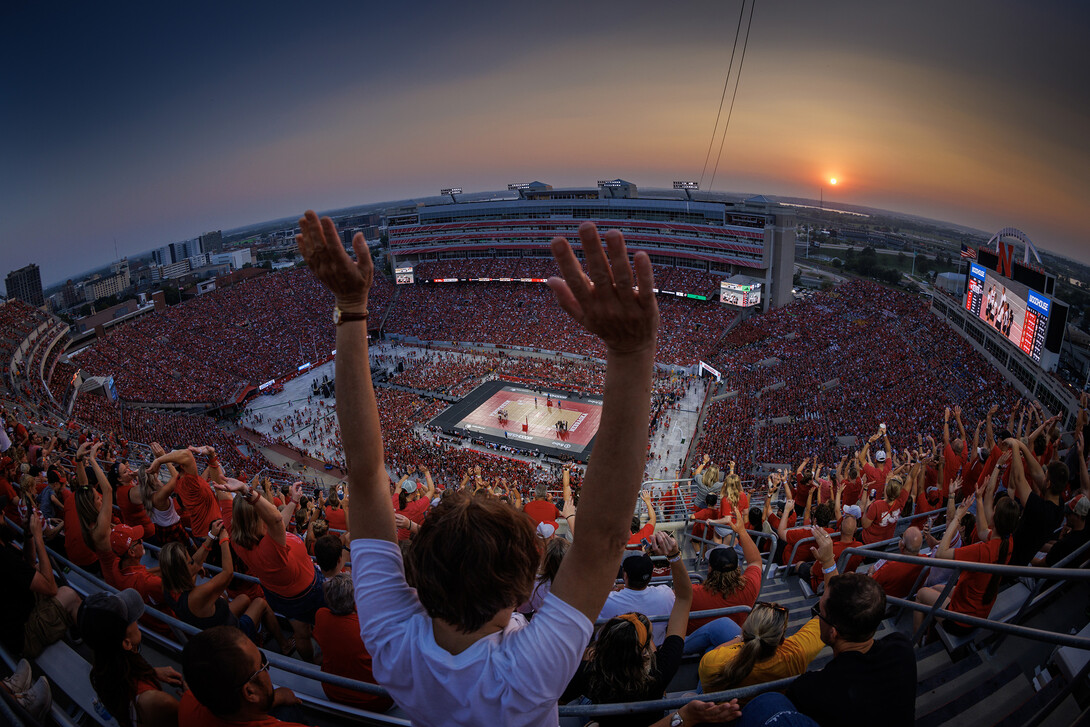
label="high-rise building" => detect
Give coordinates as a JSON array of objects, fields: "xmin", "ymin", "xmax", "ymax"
[
  {"xmin": 200, "ymin": 230, "xmax": 224, "ymax": 254},
  {"xmin": 5, "ymin": 263, "xmax": 45, "ymax": 307},
  {"xmin": 153, "ymin": 239, "xmax": 203, "ymax": 267}
]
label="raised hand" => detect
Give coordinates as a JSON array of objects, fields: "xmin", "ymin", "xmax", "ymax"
[
  {"xmin": 809, "ymin": 525, "xmax": 834, "ymax": 565},
  {"xmin": 296, "ymin": 210, "xmax": 373, "ymax": 310},
  {"xmin": 213, "ymin": 477, "xmax": 248, "ymax": 494},
  {"xmin": 546, "ymin": 222, "xmax": 658, "ymax": 355}
]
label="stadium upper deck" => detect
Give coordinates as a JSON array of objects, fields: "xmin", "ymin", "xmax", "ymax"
[{"xmin": 384, "ymin": 181, "xmax": 796, "ymax": 310}]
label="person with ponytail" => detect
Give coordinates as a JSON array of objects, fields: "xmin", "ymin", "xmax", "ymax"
[
  {"xmin": 698, "ymin": 600, "xmax": 822, "ymax": 696},
  {"xmin": 913, "ymin": 486, "xmax": 1021, "ymax": 635},
  {"xmin": 81, "ymin": 589, "xmax": 182, "ymax": 727}
]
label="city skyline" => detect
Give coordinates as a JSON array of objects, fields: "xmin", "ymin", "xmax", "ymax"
[{"xmin": 2, "ymin": 1, "xmax": 1088, "ymax": 291}]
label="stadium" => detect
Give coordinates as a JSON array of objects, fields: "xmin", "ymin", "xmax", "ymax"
[{"xmin": 2, "ymin": 187, "xmax": 1089, "ymax": 727}]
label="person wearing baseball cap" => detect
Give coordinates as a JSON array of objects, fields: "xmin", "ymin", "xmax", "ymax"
[
  {"xmin": 1033, "ymin": 495, "xmax": 1090, "ymax": 567},
  {"xmin": 81, "ymin": 589, "xmax": 183, "ymax": 727},
  {"xmin": 98, "ymin": 522, "xmax": 166, "ymax": 608},
  {"xmin": 687, "ymin": 511, "xmax": 763, "ymax": 652},
  {"xmin": 597, "ymin": 550, "xmax": 676, "ymax": 646}
]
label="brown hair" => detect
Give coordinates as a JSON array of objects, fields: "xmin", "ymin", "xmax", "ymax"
[
  {"xmin": 585, "ymin": 613, "xmax": 656, "ymax": 701},
  {"xmin": 984, "ymin": 497, "xmax": 1020, "ymax": 604},
  {"xmin": 702, "ymin": 567, "xmax": 746, "ymax": 598},
  {"xmin": 159, "ymin": 541, "xmax": 195, "ymax": 595},
  {"xmin": 824, "ymin": 573, "xmax": 885, "ymax": 642},
  {"xmin": 404, "ymin": 491, "xmax": 537, "ymax": 633},
  {"xmin": 230, "ymin": 496, "xmax": 264, "ymax": 549}
]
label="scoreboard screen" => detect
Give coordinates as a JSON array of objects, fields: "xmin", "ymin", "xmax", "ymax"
[
  {"xmin": 966, "ymin": 262, "xmax": 1051, "ymax": 365},
  {"xmin": 395, "ymin": 265, "xmax": 414, "ymax": 285},
  {"xmin": 720, "ymin": 280, "xmax": 762, "ymax": 307}
]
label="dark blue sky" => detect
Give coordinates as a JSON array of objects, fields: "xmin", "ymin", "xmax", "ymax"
[{"xmin": 2, "ymin": 1, "xmax": 1088, "ymax": 289}]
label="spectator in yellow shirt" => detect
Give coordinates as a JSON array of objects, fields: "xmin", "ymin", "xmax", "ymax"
[{"xmin": 698, "ymin": 601, "xmax": 824, "ymax": 697}]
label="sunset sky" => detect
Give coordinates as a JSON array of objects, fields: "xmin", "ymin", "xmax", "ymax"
[{"xmin": 2, "ymin": 0, "xmax": 1088, "ymax": 289}]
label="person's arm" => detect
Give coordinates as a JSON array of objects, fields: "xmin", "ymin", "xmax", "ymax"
[
  {"xmin": 834, "ymin": 481, "xmax": 844, "ymax": 521},
  {"xmin": 985, "ymin": 404, "xmax": 998, "ymax": 451},
  {"xmin": 777, "ymin": 496, "xmax": 795, "ymax": 543},
  {"xmin": 731, "ymin": 504, "xmax": 761, "ymax": 567},
  {"xmin": 27, "ymin": 512, "xmax": 58, "ymax": 596},
  {"xmin": 134, "ymin": 690, "xmax": 179, "ymax": 727},
  {"xmin": 148, "ymin": 442, "xmax": 198, "ymax": 476},
  {"xmin": 541, "ymin": 222, "xmax": 660, "ymax": 622},
  {"xmin": 936, "ymin": 494, "xmax": 975, "ymax": 559},
  {"xmin": 653, "ymin": 532, "xmax": 691, "ymax": 639},
  {"xmin": 882, "ymin": 430, "xmax": 893, "ymax": 463},
  {"xmin": 420, "ymin": 465, "xmax": 435, "ymax": 500},
  {"xmin": 1076, "ymin": 432, "xmax": 1089, "ymax": 497},
  {"xmin": 801, "ymin": 487, "xmax": 815, "ymax": 526},
  {"xmin": 649, "ymin": 700, "xmax": 741, "ymax": 727},
  {"xmin": 88, "ymin": 443, "xmax": 113, "ymax": 552},
  {"xmin": 560, "ymin": 496, "xmax": 576, "ymax": 535},
  {"xmin": 297, "ymin": 212, "xmax": 390, "ymax": 541},
  {"xmin": 943, "ymin": 407, "xmax": 953, "ymax": 450},
  {"xmin": 187, "ymin": 520, "xmax": 233, "ymax": 614},
  {"xmin": 809, "ymin": 526, "xmax": 838, "ymax": 586},
  {"xmin": 971, "ymin": 419, "xmax": 982, "ymax": 460},
  {"xmin": 1006, "ymin": 438, "xmax": 1035, "ymax": 505},
  {"xmin": 859, "ymin": 485, "xmax": 873, "ymax": 529},
  {"xmin": 641, "ymin": 489, "xmax": 657, "ymax": 529},
  {"xmin": 151, "ymin": 464, "xmax": 179, "ymax": 511},
  {"xmin": 976, "ymin": 478, "xmax": 993, "ymax": 542},
  {"xmin": 796, "ymin": 457, "xmax": 809, "ymax": 477}
]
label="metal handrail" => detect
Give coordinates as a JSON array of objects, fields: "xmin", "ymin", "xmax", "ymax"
[
  {"xmin": 595, "ymin": 605, "xmax": 751, "ymax": 627},
  {"xmin": 835, "ymin": 541, "xmax": 1090, "ymax": 645},
  {"xmin": 885, "ymin": 597, "xmax": 1090, "ymax": 650},
  {"xmin": 140, "ymin": 539, "xmax": 262, "ymax": 584},
  {"xmin": 681, "ymin": 524, "xmax": 779, "ymax": 584},
  {"xmin": 41, "ymin": 542, "xmax": 399, "ymax": 701},
  {"xmin": 558, "ymin": 676, "xmax": 798, "ymax": 717}
]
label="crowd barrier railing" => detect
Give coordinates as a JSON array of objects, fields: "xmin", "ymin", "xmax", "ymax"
[{"xmin": 832, "ymin": 543, "xmax": 1090, "ymax": 648}]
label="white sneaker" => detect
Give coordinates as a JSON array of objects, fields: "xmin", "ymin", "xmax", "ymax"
[
  {"xmin": 14, "ymin": 676, "xmax": 51, "ymax": 722},
  {"xmin": 1, "ymin": 659, "xmax": 31, "ymax": 694}
]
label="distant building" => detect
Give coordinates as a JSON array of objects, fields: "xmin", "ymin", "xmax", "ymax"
[
  {"xmin": 84, "ymin": 264, "xmax": 132, "ymax": 302},
  {"xmin": 385, "ymin": 181, "xmax": 797, "ymax": 310},
  {"xmin": 209, "ymin": 249, "xmax": 253, "ymax": 270},
  {"xmin": 5, "ymin": 263, "xmax": 45, "ymax": 307},
  {"xmin": 200, "ymin": 230, "xmax": 224, "ymax": 254},
  {"xmin": 152, "ymin": 239, "xmax": 203, "ymax": 267},
  {"xmin": 152, "ymin": 259, "xmax": 192, "ymax": 280}
]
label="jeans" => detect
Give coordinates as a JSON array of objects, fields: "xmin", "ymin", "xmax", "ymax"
[
  {"xmin": 683, "ymin": 616, "xmax": 742, "ymax": 656},
  {"xmin": 739, "ymin": 693, "xmax": 820, "ymax": 727}
]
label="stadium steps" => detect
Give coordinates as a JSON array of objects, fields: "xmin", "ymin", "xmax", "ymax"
[{"xmin": 378, "ymin": 284, "xmax": 401, "ymax": 332}]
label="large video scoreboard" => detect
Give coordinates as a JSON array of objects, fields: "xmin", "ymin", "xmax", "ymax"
[
  {"xmin": 965, "ymin": 261, "xmax": 1054, "ymax": 367},
  {"xmin": 720, "ymin": 280, "xmax": 762, "ymax": 308}
]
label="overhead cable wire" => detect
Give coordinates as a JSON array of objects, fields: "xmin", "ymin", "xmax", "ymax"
[
  {"xmin": 698, "ymin": 1, "xmax": 748, "ymax": 188},
  {"xmin": 709, "ymin": 0, "xmax": 757, "ymax": 192}
]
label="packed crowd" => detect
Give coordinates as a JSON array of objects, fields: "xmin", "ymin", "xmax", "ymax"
[
  {"xmin": 2, "ymin": 219, "xmax": 1088, "ymax": 727},
  {"xmin": 71, "ymin": 269, "xmax": 395, "ymax": 404},
  {"xmin": 698, "ymin": 281, "xmax": 1022, "ymax": 473}
]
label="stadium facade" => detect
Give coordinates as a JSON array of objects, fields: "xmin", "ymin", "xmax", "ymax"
[{"xmin": 383, "ymin": 181, "xmax": 796, "ymax": 311}]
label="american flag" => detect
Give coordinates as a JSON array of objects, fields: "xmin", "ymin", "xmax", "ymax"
[{"xmin": 960, "ymin": 243, "xmax": 977, "ymax": 259}]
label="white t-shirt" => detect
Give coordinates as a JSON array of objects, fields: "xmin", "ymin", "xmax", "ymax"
[
  {"xmin": 350, "ymin": 539, "xmax": 593, "ymax": 726},
  {"xmin": 597, "ymin": 585, "xmax": 676, "ymax": 645}
]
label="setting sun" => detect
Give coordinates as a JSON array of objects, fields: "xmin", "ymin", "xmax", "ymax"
[{"xmin": 829, "ymin": 178, "xmax": 838, "ymax": 185}]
